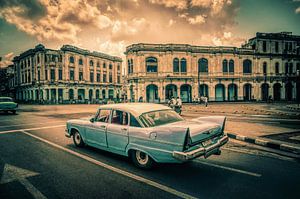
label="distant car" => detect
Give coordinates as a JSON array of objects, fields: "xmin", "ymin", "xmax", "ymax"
[
  {"xmin": 0, "ymin": 97, "xmax": 18, "ymax": 114},
  {"xmin": 65, "ymin": 103, "xmax": 228, "ymax": 168}
]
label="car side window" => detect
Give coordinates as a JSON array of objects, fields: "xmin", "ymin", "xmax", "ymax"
[
  {"xmin": 130, "ymin": 114, "xmax": 141, "ymax": 128},
  {"xmin": 111, "ymin": 110, "xmax": 128, "ymax": 125},
  {"xmin": 95, "ymin": 109, "xmax": 111, "ymax": 123}
]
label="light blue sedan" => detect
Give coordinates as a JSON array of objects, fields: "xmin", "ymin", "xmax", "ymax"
[{"xmin": 65, "ymin": 103, "xmax": 228, "ymax": 168}]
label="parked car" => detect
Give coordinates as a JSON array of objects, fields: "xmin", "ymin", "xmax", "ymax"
[
  {"xmin": 65, "ymin": 103, "xmax": 228, "ymax": 168},
  {"xmin": 0, "ymin": 97, "xmax": 18, "ymax": 114}
]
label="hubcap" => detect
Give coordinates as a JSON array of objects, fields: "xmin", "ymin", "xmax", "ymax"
[
  {"xmin": 74, "ymin": 132, "xmax": 81, "ymax": 144},
  {"xmin": 136, "ymin": 151, "xmax": 148, "ymax": 165}
]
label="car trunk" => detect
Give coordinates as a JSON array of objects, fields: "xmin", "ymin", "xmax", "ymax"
[
  {"xmin": 164, "ymin": 120, "xmax": 221, "ymax": 145},
  {"xmin": 0, "ymin": 102, "xmax": 16, "ymax": 109}
]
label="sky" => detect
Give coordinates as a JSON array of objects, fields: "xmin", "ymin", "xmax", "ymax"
[{"xmin": 0, "ymin": 0, "xmax": 300, "ymax": 68}]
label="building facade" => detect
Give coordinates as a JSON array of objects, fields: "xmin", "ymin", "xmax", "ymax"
[
  {"xmin": 125, "ymin": 32, "xmax": 300, "ymax": 103},
  {"xmin": 13, "ymin": 44, "xmax": 122, "ymax": 103}
]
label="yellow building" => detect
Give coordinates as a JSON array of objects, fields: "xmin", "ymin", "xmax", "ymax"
[
  {"xmin": 13, "ymin": 44, "xmax": 122, "ymax": 103},
  {"xmin": 125, "ymin": 32, "xmax": 300, "ymax": 103}
]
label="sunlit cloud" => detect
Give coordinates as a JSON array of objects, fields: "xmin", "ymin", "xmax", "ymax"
[{"xmin": 0, "ymin": 52, "xmax": 14, "ymax": 68}]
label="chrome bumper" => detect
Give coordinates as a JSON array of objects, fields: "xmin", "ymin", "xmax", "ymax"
[
  {"xmin": 172, "ymin": 135, "xmax": 229, "ymax": 161},
  {"xmin": 65, "ymin": 128, "xmax": 71, "ymax": 138}
]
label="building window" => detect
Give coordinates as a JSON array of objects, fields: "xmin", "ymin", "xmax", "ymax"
[
  {"xmin": 79, "ymin": 71, "xmax": 83, "ymax": 81},
  {"xmin": 90, "ymin": 72, "xmax": 94, "ymax": 82},
  {"xmin": 38, "ymin": 70, "xmax": 40, "ymax": 81},
  {"xmin": 130, "ymin": 59, "xmax": 133, "ymax": 73},
  {"xmin": 285, "ymin": 63, "xmax": 289, "ymax": 74},
  {"xmin": 97, "ymin": 62, "xmax": 100, "ymax": 68},
  {"xmin": 222, "ymin": 59, "xmax": 228, "ymax": 73},
  {"xmin": 180, "ymin": 58, "xmax": 187, "ymax": 73},
  {"xmin": 45, "ymin": 69, "xmax": 48, "ymax": 80},
  {"xmin": 103, "ymin": 62, "xmax": 106, "ymax": 68},
  {"xmin": 263, "ymin": 62, "xmax": 267, "ymax": 74},
  {"xmin": 79, "ymin": 58, "xmax": 83, "ymax": 65},
  {"xmin": 229, "ymin": 59, "xmax": 234, "ymax": 73},
  {"xmin": 69, "ymin": 56, "xmax": 74, "ymax": 64},
  {"xmin": 97, "ymin": 73, "xmax": 100, "ymax": 82},
  {"xmin": 58, "ymin": 69, "xmax": 62, "ymax": 80},
  {"xmin": 173, "ymin": 58, "xmax": 179, "ymax": 73},
  {"xmin": 109, "ymin": 72, "xmax": 113, "ymax": 83},
  {"xmin": 109, "ymin": 64, "xmax": 112, "ymax": 70},
  {"xmin": 263, "ymin": 41, "xmax": 267, "ymax": 52},
  {"xmin": 243, "ymin": 59, "xmax": 252, "ymax": 74},
  {"xmin": 90, "ymin": 60, "xmax": 94, "ymax": 67},
  {"xmin": 289, "ymin": 63, "xmax": 293, "ymax": 74},
  {"xmin": 275, "ymin": 62, "xmax": 279, "ymax": 74},
  {"xmin": 103, "ymin": 73, "xmax": 107, "ymax": 82},
  {"xmin": 297, "ymin": 63, "xmax": 300, "ymax": 73},
  {"xmin": 275, "ymin": 41, "xmax": 279, "ymax": 53},
  {"xmin": 37, "ymin": 55, "xmax": 40, "ymax": 63},
  {"xmin": 198, "ymin": 58, "xmax": 208, "ymax": 73},
  {"xmin": 146, "ymin": 57, "xmax": 158, "ymax": 72},
  {"xmin": 117, "ymin": 75, "xmax": 120, "ymax": 83},
  {"xmin": 117, "ymin": 64, "xmax": 120, "ymax": 71},
  {"xmin": 70, "ymin": 70, "xmax": 74, "ymax": 81}
]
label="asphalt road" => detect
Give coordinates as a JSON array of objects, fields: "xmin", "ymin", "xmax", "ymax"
[{"xmin": 0, "ymin": 106, "xmax": 300, "ymax": 199}]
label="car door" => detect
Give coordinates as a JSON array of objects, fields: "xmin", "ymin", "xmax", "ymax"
[
  {"xmin": 106, "ymin": 109, "xmax": 129, "ymax": 151},
  {"xmin": 85, "ymin": 109, "xmax": 111, "ymax": 148}
]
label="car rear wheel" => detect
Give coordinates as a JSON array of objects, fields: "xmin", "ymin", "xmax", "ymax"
[
  {"xmin": 11, "ymin": 110, "xmax": 16, "ymax": 114},
  {"xmin": 73, "ymin": 130, "xmax": 84, "ymax": 147},
  {"xmin": 131, "ymin": 150, "xmax": 154, "ymax": 169}
]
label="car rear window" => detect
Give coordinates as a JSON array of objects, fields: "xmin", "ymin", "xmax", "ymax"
[{"xmin": 139, "ymin": 110, "xmax": 183, "ymax": 127}]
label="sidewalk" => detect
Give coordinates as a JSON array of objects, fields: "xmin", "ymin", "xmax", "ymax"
[{"xmin": 182, "ymin": 102, "xmax": 300, "ymax": 155}]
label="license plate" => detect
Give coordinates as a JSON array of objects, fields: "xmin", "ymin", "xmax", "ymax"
[{"xmin": 202, "ymin": 139, "xmax": 212, "ymax": 147}]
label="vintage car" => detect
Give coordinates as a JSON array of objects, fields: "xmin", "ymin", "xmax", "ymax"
[
  {"xmin": 65, "ymin": 103, "xmax": 228, "ymax": 168},
  {"xmin": 0, "ymin": 97, "xmax": 18, "ymax": 114}
]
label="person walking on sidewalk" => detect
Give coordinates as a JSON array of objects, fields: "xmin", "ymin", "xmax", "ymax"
[
  {"xmin": 203, "ymin": 96, "xmax": 208, "ymax": 107},
  {"xmin": 175, "ymin": 96, "xmax": 182, "ymax": 115}
]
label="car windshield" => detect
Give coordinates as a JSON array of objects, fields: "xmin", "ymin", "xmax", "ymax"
[
  {"xmin": 139, "ymin": 110, "xmax": 183, "ymax": 127},
  {"xmin": 0, "ymin": 98, "xmax": 12, "ymax": 102}
]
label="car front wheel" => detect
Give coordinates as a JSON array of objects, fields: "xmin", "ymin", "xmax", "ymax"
[
  {"xmin": 73, "ymin": 130, "xmax": 84, "ymax": 147},
  {"xmin": 131, "ymin": 150, "xmax": 154, "ymax": 169}
]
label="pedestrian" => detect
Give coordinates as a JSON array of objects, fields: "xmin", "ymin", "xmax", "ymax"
[
  {"xmin": 203, "ymin": 96, "xmax": 208, "ymax": 107},
  {"xmin": 175, "ymin": 96, "xmax": 182, "ymax": 115}
]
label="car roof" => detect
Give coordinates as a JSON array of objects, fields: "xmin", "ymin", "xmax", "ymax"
[{"xmin": 98, "ymin": 103, "xmax": 172, "ymax": 117}]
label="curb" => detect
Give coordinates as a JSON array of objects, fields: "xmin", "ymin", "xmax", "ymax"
[{"xmin": 226, "ymin": 132, "xmax": 300, "ymax": 155}]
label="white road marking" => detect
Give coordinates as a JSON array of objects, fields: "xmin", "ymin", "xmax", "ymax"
[
  {"xmin": 0, "ymin": 125, "xmax": 65, "ymax": 134},
  {"xmin": 195, "ymin": 160, "xmax": 262, "ymax": 177},
  {"xmin": 21, "ymin": 131, "xmax": 198, "ymax": 199},
  {"xmin": 0, "ymin": 121, "xmax": 64, "ymax": 128},
  {"xmin": 1, "ymin": 164, "xmax": 47, "ymax": 199}
]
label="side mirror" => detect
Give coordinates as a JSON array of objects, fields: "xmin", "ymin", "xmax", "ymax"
[{"xmin": 90, "ymin": 118, "xmax": 95, "ymax": 123}]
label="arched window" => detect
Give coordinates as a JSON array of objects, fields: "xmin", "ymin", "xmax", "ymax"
[
  {"xmin": 198, "ymin": 58, "xmax": 208, "ymax": 73},
  {"xmin": 243, "ymin": 59, "xmax": 252, "ymax": 74},
  {"xmin": 146, "ymin": 57, "xmax": 158, "ymax": 72},
  {"xmin": 90, "ymin": 60, "xmax": 94, "ymax": 66},
  {"xmin": 180, "ymin": 58, "xmax": 187, "ymax": 73},
  {"xmin": 229, "ymin": 59, "xmax": 234, "ymax": 73},
  {"xmin": 173, "ymin": 58, "xmax": 179, "ymax": 72},
  {"xmin": 222, "ymin": 59, "xmax": 228, "ymax": 73},
  {"xmin": 263, "ymin": 62, "xmax": 267, "ymax": 74},
  {"xmin": 275, "ymin": 62, "xmax": 279, "ymax": 74},
  {"xmin": 79, "ymin": 58, "xmax": 83, "ymax": 65},
  {"xmin": 97, "ymin": 62, "xmax": 100, "ymax": 67},
  {"xmin": 69, "ymin": 56, "xmax": 74, "ymax": 64},
  {"xmin": 109, "ymin": 64, "xmax": 113, "ymax": 70}
]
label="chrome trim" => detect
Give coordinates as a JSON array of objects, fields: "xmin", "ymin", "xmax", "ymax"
[{"xmin": 172, "ymin": 135, "xmax": 228, "ymax": 161}]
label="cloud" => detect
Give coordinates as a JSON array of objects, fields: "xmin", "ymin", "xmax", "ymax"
[
  {"xmin": 188, "ymin": 15, "xmax": 206, "ymax": 25},
  {"xmin": 0, "ymin": 52, "xmax": 14, "ymax": 68},
  {"xmin": 148, "ymin": 0, "xmax": 187, "ymax": 10},
  {"xmin": 190, "ymin": 0, "xmax": 232, "ymax": 15}
]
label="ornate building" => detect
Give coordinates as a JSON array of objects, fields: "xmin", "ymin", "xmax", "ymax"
[
  {"xmin": 13, "ymin": 44, "xmax": 122, "ymax": 103},
  {"xmin": 125, "ymin": 32, "xmax": 300, "ymax": 103}
]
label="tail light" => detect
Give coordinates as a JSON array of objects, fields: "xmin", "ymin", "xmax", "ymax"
[{"xmin": 183, "ymin": 128, "xmax": 192, "ymax": 151}]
